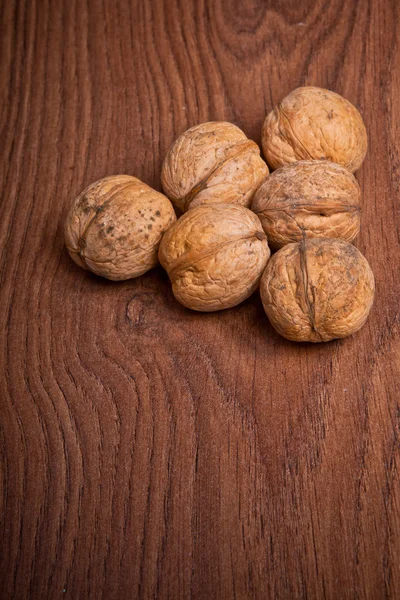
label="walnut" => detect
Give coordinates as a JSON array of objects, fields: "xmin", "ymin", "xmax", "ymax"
[
  {"xmin": 252, "ymin": 160, "xmax": 361, "ymax": 249},
  {"xmin": 260, "ymin": 238, "xmax": 374, "ymax": 342},
  {"xmin": 161, "ymin": 121, "xmax": 269, "ymax": 212},
  {"xmin": 159, "ymin": 204, "xmax": 270, "ymax": 311},
  {"xmin": 262, "ymin": 87, "xmax": 368, "ymax": 172},
  {"xmin": 65, "ymin": 175, "xmax": 176, "ymax": 280}
]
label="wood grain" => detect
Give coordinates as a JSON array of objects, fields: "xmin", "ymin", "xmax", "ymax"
[{"xmin": 1, "ymin": 0, "xmax": 399, "ymax": 598}]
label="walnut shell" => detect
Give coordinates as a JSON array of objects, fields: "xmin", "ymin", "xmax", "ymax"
[
  {"xmin": 260, "ymin": 238, "xmax": 374, "ymax": 342},
  {"xmin": 159, "ymin": 204, "xmax": 271, "ymax": 312},
  {"xmin": 65, "ymin": 175, "xmax": 176, "ymax": 280},
  {"xmin": 262, "ymin": 87, "xmax": 368, "ymax": 172},
  {"xmin": 252, "ymin": 160, "xmax": 361, "ymax": 249},
  {"xmin": 161, "ymin": 121, "xmax": 269, "ymax": 212}
]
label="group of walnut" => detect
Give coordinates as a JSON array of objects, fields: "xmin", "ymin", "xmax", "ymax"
[{"xmin": 65, "ymin": 86, "xmax": 375, "ymax": 343}]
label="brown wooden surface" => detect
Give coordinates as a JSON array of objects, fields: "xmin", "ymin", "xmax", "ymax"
[{"xmin": 1, "ymin": 0, "xmax": 399, "ymax": 598}]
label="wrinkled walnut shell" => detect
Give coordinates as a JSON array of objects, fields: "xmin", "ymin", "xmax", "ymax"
[
  {"xmin": 260, "ymin": 238, "xmax": 374, "ymax": 342},
  {"xmin": 159, "ymin": 204, "xmax": 270, "ymax": 312},
  {"xmin": 161, "ymin": 121, "xmax": 269, "ymax": 212},
  {"xmin": 252, "ymin": 160, "xmax": 361, "ymax": 249},
  {"xmin": 262, "ymin": 87, "xmax": 368, "ymax": 172},
  {"xmin": 65, "ymin": 175, "xmax": 176, "ymax": 280}
]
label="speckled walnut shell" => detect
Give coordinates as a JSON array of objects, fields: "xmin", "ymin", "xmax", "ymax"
[
  {"xmin": 159, "ymin": 204, "xmax": 270, "ymax": 312},
  {"xmin": 65, "ymin": 175, "xmax": 176, "ymax": 280},
  {"xmin": 252, "ymin": 160, "xmax": 361, "ymax": 249},
  {"xmin": 161, "ymin": 121, "xmax": 269, "ymax": 212},
  {"xmin": 262, "ymin": 87, "xmax": 368, "ymax": 172},
  {"xmin": 260, "ymin": 238, "xmax": 374, "ymax": 342}
]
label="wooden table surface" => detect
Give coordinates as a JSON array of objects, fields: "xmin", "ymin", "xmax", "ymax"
[{"xmin": 1, "ymin": 0, "xmax": 399, "ymax": 598}]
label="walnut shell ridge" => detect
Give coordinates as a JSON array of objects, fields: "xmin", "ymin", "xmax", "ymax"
[
  {"xmin": 260, "ymin": 238, "xmax": 374, "ymax": 342},
  {"xmin": 161, "ymin": 121, "xmax": 269, "ymax": 212},
  {"xmin": 159, "ymin": 204, "xmax": 271, "ymax": 312},
  {"xmin": 262, "ymin": 87, "xmax": 368, "ymax": 172},
  {"xmin": 252, "ymin": 160, "xmax": 361, "ymax": 249},
  {"xmin": 65, "ymin": 175, "xmax": 176, "ymax": 280}
]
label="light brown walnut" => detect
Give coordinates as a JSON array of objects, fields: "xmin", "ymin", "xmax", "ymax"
[
  {"xmin": 252, "ymin": 160, "xmax": 361, "ymax": 249},
  {"xmin": 159, "ymin": 204, "xmax": 270, "ymax": 312},
  {"xmin": 260, "ymin": 238, "xmax": 374, "ymax": 342},
  {"xmin": 262, "ymin": 87, "xmax": 368, "ymax": 172},
  {"xmin": 161, "ymin": 121, "xmax": 269, "ymax": 212},
  {"xmin": 65, "ymin": 175, "xmax": 176, "ymax": 280}
]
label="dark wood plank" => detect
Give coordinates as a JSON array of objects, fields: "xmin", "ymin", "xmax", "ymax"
[{"xmin": 0, "ymin": 0, "xmax": 399, "ymax": 598}]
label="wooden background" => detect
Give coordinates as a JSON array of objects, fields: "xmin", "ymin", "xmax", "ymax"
[{"xmin": 1, "ymin": 0, "xmax": 399, "ymax": 598}]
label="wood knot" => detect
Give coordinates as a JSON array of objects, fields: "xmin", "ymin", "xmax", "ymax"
[{"xmin": 126, "ymin": 293, "xmax": 156, "ymax": 328}]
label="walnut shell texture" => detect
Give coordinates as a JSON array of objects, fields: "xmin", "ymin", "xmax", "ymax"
[
  {"xmin": 161, "ymin": 121, "xmax": 269, "ymax": 212},
  {"xmin": 260, "ymin": 238, "xmax": 374, "ymax": 342},
  {"xmin": 159, "ymin": 204, "xmax": 271, "ymax": 312},
  {"xmin": 65, "ymin": 175, "xmax": 176, "ymax": 280},
  {"xmin": 262, "ymin": 87, "xmax": 368, "ymax": 172},
  {"xmin": 252, "ymin": 160, "xmax": 361, "ymax": 249}
]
